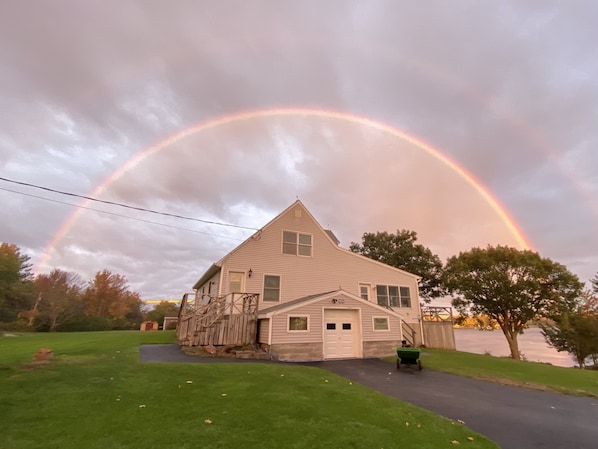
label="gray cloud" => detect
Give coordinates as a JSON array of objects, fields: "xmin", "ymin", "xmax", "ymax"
[{"xmin": 1, "ymin": 0, "xmax": 597, "ymax": 298}]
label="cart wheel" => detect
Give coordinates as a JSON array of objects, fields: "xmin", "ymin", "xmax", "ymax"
[
  {"xmin": 396, "ymin": 359, "xmax": 400, "ymax": 370},
  {"xmin": 417, "ymin": 360, "xmax": 422, "ymax": 371}
]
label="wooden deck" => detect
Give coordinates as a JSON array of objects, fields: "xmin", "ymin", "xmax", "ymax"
[{"xmin": 177, "ymin": 292, "xmax": 259, "ymax": 347}]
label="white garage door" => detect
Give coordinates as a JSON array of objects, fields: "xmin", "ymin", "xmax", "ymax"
[{"xmin": 324, "ymin": 309, "xmax": 358, "ymax": 359}]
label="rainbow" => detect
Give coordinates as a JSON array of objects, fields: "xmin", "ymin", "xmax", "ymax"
[{"xmin": 36, "ymin": 107, "xmax": 532, "ymax": 272}]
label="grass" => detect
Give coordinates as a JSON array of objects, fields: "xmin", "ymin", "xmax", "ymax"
[
  {"xmin": 410, "ymin": 348, "xmax": 598, "ymax": 397},
  {"xmin": 0, "ymin": 331, "xmax": 498, "ymax": 449}
]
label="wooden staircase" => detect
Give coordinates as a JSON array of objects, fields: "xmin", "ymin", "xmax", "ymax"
[{"xmin": 177, "ymin": 292, "xmax": 259, "ymax": 347}]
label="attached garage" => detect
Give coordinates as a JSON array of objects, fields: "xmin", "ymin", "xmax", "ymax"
[{"xmin": 257, "ymin": 289, "xmax": 407, "ymax": 362}]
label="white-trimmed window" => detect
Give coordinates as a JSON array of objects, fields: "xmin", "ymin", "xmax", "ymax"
[
  {"xmin": 359, "ymin": 283, "xmax": 370, "ymax": 301},
  {"xmin": 229, "ymin": 271, "xmax": 244, "ymax": 293},
  {"xmin": 376, "ymin": 285, "xmax": 399, "ymax": 307},
  {"xmin": 373, "ymin": 317, "xmax": 389, "ymax": 331},
  {"xmin": 263, "ymin": 275, "xmax": 281, "ymax": 302},
  {"xmin": 376, "ymin": 285, "xmax": 411, "ymax": 308},
  {"xmin": 282, "ymin": 231, "xmax": 312, "ymax": 256},
  {"xmin": 399, "ymin": 286, "xmax": 411, "ymax": 308},
  {"xmin": 288, "ymin": 315, "xmax": 309, "ymax": 331}
]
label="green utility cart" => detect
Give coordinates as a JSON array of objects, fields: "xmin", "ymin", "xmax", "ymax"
[{"xmin": 396, "ymin": 347, "xmax": 422, "ymax": 370}]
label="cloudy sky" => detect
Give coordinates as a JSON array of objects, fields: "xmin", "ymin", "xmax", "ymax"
[{"xmin": 1, "ymin": 1, "xmax": 597, "ymax": 302}]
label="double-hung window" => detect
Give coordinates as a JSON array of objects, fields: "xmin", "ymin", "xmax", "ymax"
[
  {"xmin": 359, "ymin": 283, "xmax": 370, "ymax": 301},
  {"xmin": 399, "ymin": 286, "xmax": 411, "ymax": 308},
  {"xmin": 282, "ymin": 231, "xmax": 312, "ymax": 256},
  {"xmin": 263, "ymin": 275, "xmax": 281, "ymax": 302}
]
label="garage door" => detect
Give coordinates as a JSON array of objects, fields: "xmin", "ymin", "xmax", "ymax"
[{"xmin": 324, "ymin": 309, "xmax": 358, "ymax": 359}]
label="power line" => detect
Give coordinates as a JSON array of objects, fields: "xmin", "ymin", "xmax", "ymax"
[
  {"xmin": 0, "ymin": 176, "xmax": 258, "ymax": 231},
  {"xmin": 0, "ymin": 186, "xmax": 246, "ymax": 242}
]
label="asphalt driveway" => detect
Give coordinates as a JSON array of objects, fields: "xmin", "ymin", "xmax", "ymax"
[{"xmin": 141, "ymin": 345, "xmax": 598, "ymax": 449}]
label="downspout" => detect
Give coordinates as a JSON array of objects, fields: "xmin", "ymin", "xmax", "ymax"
[{"xmin": 417, "ymin": 278, "xmax": 425, "ymax": 347}]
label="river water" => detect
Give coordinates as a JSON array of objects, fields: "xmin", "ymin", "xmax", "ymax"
[{"xmin": 454, "ymin": 327, "xmax": 575, "ymax": 367}]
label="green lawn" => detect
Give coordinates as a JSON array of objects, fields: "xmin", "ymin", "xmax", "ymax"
[
  {"xmin": 414, "ymin": 348, "xmax": 598, "ymax": 397},
  {"xmin": 0, "ymin": 331, "xmax": 497, "ymax": 449}
]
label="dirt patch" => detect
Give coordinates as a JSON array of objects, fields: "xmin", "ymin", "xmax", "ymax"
[
  {"xmin": 474, "ymin": 375, "xmax": 597, "ymax": 398},
  {"xmin": 18, "ymin": 361, "xmax": 52, "ymax": 371}
]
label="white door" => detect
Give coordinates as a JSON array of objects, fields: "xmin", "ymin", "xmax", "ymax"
[{"xmin": 324, "ymin": 309, "xmax": 358, "ymax": 359}]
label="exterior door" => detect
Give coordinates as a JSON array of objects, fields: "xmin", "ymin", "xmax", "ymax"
[{"xmin": 324, "ymin": 309, "xmax": 358, "ymax": 359}]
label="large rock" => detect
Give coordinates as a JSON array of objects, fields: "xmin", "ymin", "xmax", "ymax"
[{"xmin": 203, "ymin": 344, "xmax": 217, "ymax": 355}]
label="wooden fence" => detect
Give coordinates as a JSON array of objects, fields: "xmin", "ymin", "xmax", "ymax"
[{"xmin": 421, "ymin": 306, "xmax": 456, "ymax": 350}]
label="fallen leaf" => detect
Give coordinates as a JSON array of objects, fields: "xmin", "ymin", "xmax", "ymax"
[
  {"xmin": 204, "ymin": 419, "xmax": 212, "ymax": 424},
  {"xmin": 405, "ymin": 422, "xmax": 409, "ymax": 426},
  {"xmin": 467, "ymin": 437, "xmax": 474, "ymax": 441},
  {"xmin": 417, "ymin": 424, "xmax": 422, "ymax": 428},
  {"xmin": 139, "ymin": 404, "xmax": 146, "ymax": 408},
  {"xmin": 451, "ymin": 440, "xmax": 460, "ymax": 445},
  {"xmin": 221, "ymin": 393, "xmax": 227, "ymax": 396},
  {"xmin": 324, "ymin": 379, "xmax": 329, "ymax": 383},
  {"xmin": 280, "ymin": 374, "xmax": 284, "ymax": 377},
  {"xmin": 186, "ymin": 380, "xmax": 193, "ymax": 384},
  {"xmin": 457, "ymin": 419, "xmax": 465, "ymax": 424}
]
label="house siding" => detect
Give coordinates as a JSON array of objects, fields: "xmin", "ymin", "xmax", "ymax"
[
  {"xmin": 267, "ymin": 294, "xmax": 404, "ymax": 356},
  {"xmin": 195, "ymin": 271, "xmax": 220, "ymax": 301},
  {"xmin": 186, "ymin": 201, "xmax": 433, "ymax": 361},
  {"xmin": 257, "ymin": 318, "xmax": 270, "ymax": 345},
  {"xmin": 216, "ymin": 203, "xmax": 421, "ymax": 320}
]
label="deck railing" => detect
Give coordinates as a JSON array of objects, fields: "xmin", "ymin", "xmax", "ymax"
[{"xmin": 177, "ymin": 292, "xmax": 259, "ymax": 347}]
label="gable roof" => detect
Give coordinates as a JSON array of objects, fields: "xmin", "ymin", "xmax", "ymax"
[
  {"xmin": 257, "ymin": 289, "xmax": 408, "ymax": 320},
  {"xmin": 192, "ymin": 200, "xmax": 421, "ymax": 289}
]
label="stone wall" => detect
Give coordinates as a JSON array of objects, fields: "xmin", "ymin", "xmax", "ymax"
[
  {"xmin": 265, "ymin": 342, "xmax": 323, "ymax": 361},
  {"xmin": 362, "ymin": 340, "xmax": 403, "ymax": 358}
]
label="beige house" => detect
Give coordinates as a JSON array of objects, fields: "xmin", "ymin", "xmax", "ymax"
[{"xmin": 184, "ymin": 200, "xmax": 424, "ymax": 361}]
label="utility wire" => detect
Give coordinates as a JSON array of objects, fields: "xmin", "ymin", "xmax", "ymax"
[
  {"xmin": 0, "ymin": 187, "xmax": 246, "ymax": 242},
  {"xmin": 0, "ymin": 176, "xmax": 258, "ymax": 231}
]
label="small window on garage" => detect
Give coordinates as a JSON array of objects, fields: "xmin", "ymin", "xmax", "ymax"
[
  {"xmin": 288, "ymin": 316, "xmax": 308, "ymax": 331},
  {"xmin": 373, "ymin": 317, "xmax": 389, "ymax": 331}
]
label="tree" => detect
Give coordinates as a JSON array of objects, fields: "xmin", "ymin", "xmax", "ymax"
[
  {"xmin": 35, "ymin": 269, "xmax": 84, "ymax": 331},
  {"xmin": 84, "ymin": 270, "xmax": 143, "ymax": 324},
  {"xmin": 539, "ymin": 289, "xmax": 598, "ymax": 368},
  {"xmin": 349, "ymin": 230, "xmax": 445, "ymax": 301},
  {"xmin": 145, "ymin": 301, "xmax": 180, "ymax": 327},
  {"xmin": 443, "ymin": 245, "xmax": 582, "ymax": 360},
  {"xmin": 0, "ymin": 243, "xmax": 35, "ymax": 323}
]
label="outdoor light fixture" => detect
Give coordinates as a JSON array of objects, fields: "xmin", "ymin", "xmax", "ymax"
[{"xmin": 248, "ymin": 269, "xmax": 253, "ymax": 278}]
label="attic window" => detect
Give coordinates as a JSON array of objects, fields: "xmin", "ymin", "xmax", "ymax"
[{"xmin": 282, "ymin": 231, "xmax": 312, "ymax": 256}]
